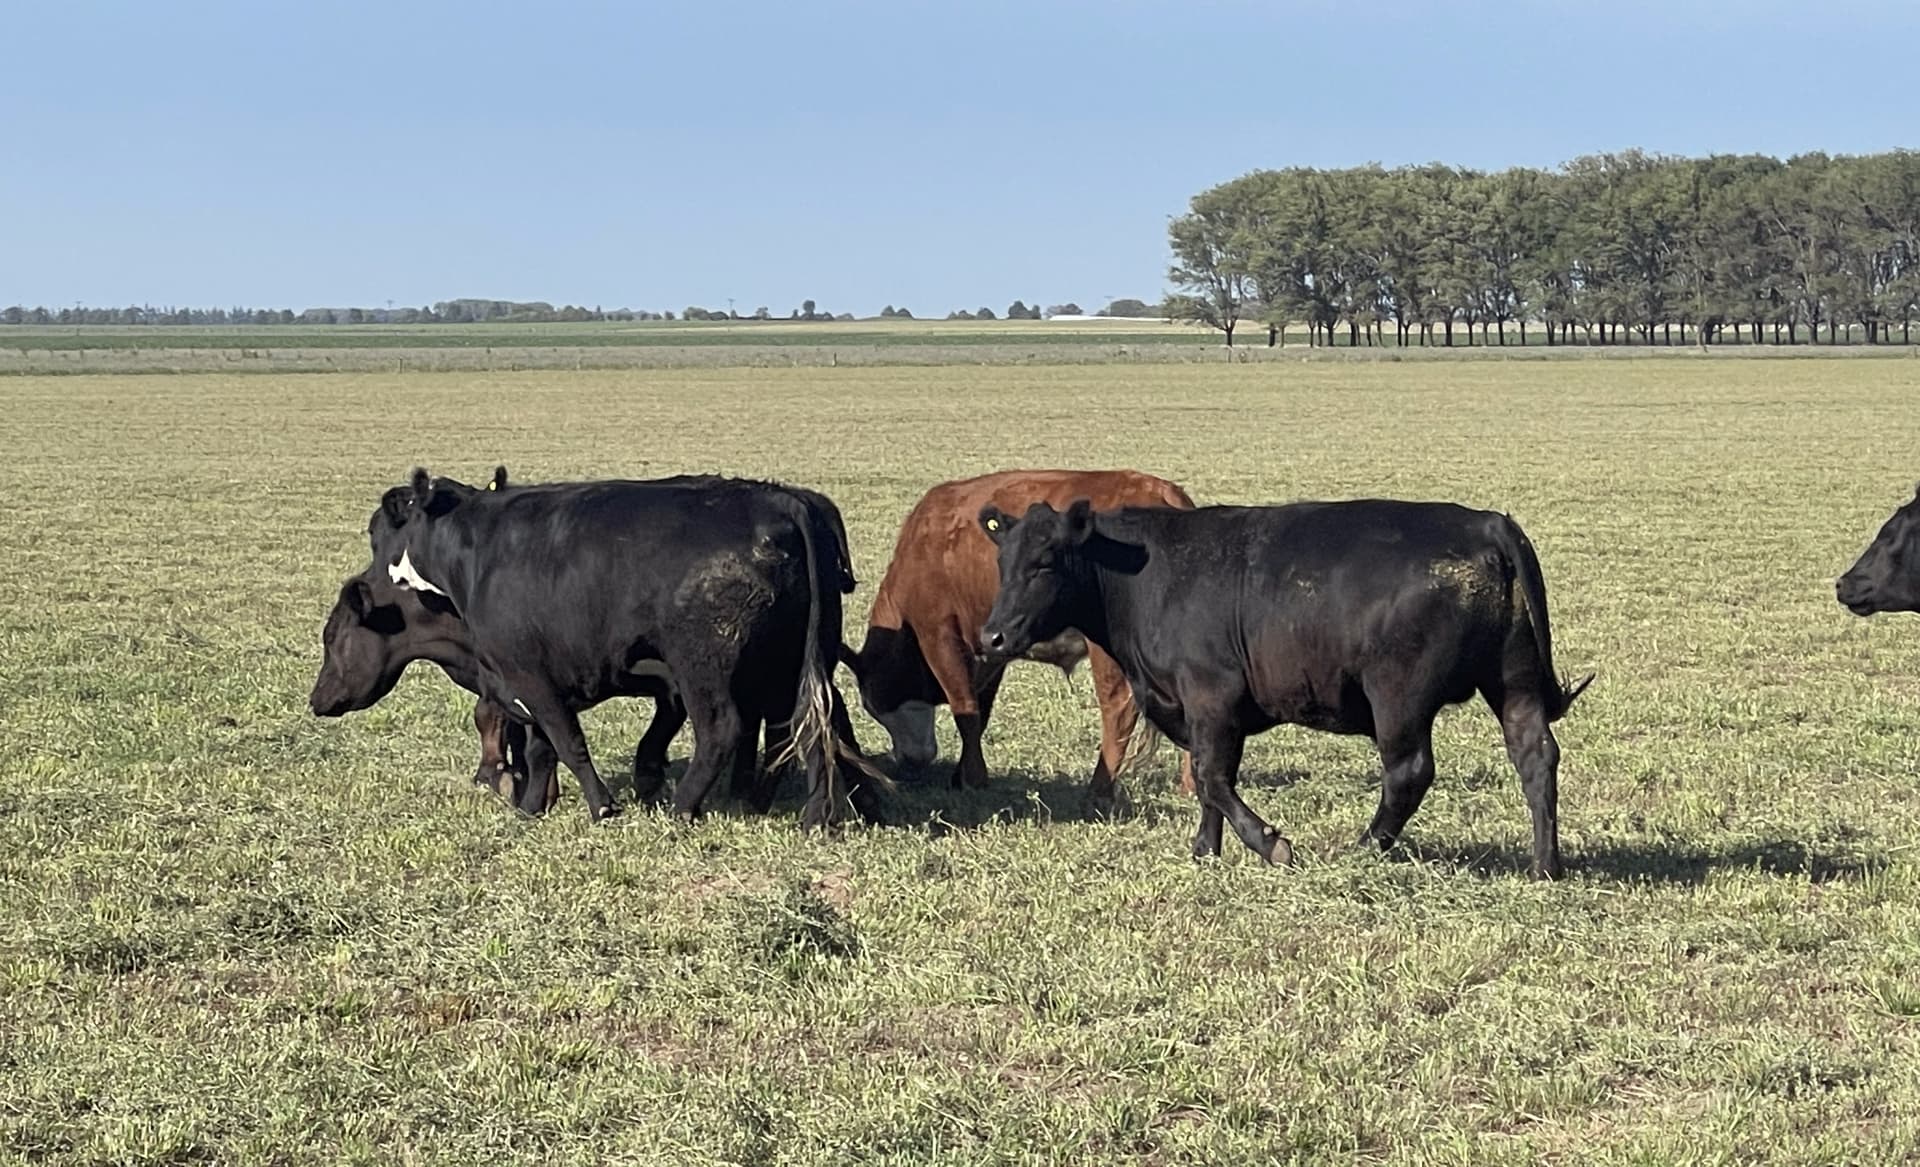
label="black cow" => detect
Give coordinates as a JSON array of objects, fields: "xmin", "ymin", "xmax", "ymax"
[
  {"xmin": 323, "ymin": 465, "xmax": 857, "ymax": 807},
  {"xmin": 308, "ymin": 566, "xmax": 686, "ymax": 810},
  {"xmin": 1837, "ymin": 484, "xmax": 1920, "ymax": 616},
  {"xmin": 977, "ymin": 499, "xmax": 1590, "ymax": 879},
  {"xmin": 378, "ymin": 468, "xmax": 884, "ymax": 827}
]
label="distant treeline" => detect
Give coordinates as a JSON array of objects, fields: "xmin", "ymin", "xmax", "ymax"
[
  {"xmin": 1, "ymin": 297, "xmax": 1169, "ymax": 328},
  {"xmin": 2, "ymin": 300, "xmax": 670, "ymax": 326},
  {"xmin": 1168, "ymin": 149, "xmax": 1920, "ymax": 347}
]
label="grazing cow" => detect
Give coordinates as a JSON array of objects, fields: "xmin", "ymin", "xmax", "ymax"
[
  {"xmin": 1837, "ymin": 484, "xmax": 1920, "ymax": 616},
  {"xmin": 840, "ymin": 469, "xmax": 1197, "ymax": 806},
  {"xmin": 308, "ymin": 566, "xmax": 683, "ymax": 811},
  {"xmin": 977, "ymin": 499, "xmax": 1590, "ymax": 879},
  {"xmin": 380, "ymin": 468, "xmax": 884, "ymax": 827},
  {"xmin": 344, "ymin": 466, "xmax": 857, "ymax": 805}
]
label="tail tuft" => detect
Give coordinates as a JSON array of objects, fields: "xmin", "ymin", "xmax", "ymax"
[{"xmin": 1553, "ymin": 672, "xmax": 1595, "ymax": 722}]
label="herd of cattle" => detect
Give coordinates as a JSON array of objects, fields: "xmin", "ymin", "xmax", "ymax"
[{"xmin": 306, "ymin": 464, "xmax": 1920, "ymax": 881}]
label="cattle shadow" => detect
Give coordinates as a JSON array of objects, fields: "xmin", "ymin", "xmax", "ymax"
[
  {"xmin": 869, "ymin": 767, "xmax": 1127, "ymax": 831},
  {"xmin": 1399, "ymin": 833, "xmax": 1885, "ymax": 886}
]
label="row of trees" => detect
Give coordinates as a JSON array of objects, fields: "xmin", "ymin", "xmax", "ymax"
[
  {"xmin": 0, "ymin": 300, "xmax": 647, "ymax": 326},
  {"xmin": 1167, "ymin": 150, "xmax": 1920, "ymax": 347},
  {"xmin": 2, "ymin": 298, "xmax": 1171, "ymax": 328}
]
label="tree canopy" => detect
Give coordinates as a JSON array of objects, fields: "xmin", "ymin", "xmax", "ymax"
[{"xmin": 1167, "ymin": 150, "xmax": 1920, "ymax": 347}]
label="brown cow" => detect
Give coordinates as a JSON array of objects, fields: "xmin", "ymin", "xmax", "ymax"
[{"xmin": 840, "ymin": 469, "xmax": 1197, "ymax": 808}]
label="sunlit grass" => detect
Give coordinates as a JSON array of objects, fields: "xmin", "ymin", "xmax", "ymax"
[{"xmin": 4, "ymin": 359, "xmax": 1920, "ymax": 1162}]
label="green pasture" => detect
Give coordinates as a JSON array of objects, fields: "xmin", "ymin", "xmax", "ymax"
[{"xmin": 4, "ymin": 357, "xmax": 1920, "ymax": 1163}]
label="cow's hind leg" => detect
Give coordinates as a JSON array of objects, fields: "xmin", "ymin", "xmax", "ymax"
[
  {"xmin": 670, "ymin": 691, "xmax": 742, "ymax": 821},
  {"xmin": 729, "ymin": 718, "xmax": 775, "ymax": 812},
  {"xmin": 1490, "ymin": 689, "xmax": 1563, "ymax": 880},
  {"xmin": 1359, "ymin": 717, "xmax": 1437, "ymax": 855},
  {"xmin": 1189, "ymin": 718, "xmax": 1291, "ymax": 865},
  {"xmin": 631, "ymin": 694, "xmax": 687, "ymax": 806}
]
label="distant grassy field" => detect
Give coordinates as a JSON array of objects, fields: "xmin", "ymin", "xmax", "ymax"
[
  {"xmin": 5, "ymin": 359, "xmax": 1920, "ymax": 1163},
  {"xmin": 0, "ymin": 317, "xmax": 1196, "ymax": 351}
]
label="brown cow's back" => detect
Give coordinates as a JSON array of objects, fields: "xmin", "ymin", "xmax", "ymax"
[
  {"xmin": 850, "ymin": 468, "xmax": 1197, "ymax": 803},
  {"xmin": 869, "ymin": 469, "xmax": 1195, "ymax": 641}
]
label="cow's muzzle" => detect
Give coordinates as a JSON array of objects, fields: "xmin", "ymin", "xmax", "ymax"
[{"xmin": 1836, "ymin": 576, "xmax": 1878, "ymax": 616}]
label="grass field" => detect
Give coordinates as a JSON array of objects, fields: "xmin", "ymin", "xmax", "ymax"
[{"xmin": 6, "ymin": 357, "xmax": 1920, "ymax": 1163}]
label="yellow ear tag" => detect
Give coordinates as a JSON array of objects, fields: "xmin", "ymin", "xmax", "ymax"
[
  {"xmin": 487, "ymin": 480, "xmax": 498, "ymax": 491},
  {"xmin": 985, "ymin": 517, "xmax": 1000, "ymax": 531}
]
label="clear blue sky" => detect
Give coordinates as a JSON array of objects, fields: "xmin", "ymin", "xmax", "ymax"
[{"xmin": 4, "ymin": 0, "xmax": 1916, "ymax": 317}]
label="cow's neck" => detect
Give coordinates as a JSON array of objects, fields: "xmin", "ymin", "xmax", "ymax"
[
  {"xmin": 411, "ymin": 515, "xmax": 478, "ymax": 611},
  {"xmin": 1072, "ymin": 526, "xmax": 1153, "ymax": 667},
  {"xmin": 406, "ymin": 625, "xmax": 484, "ymax": 691}
]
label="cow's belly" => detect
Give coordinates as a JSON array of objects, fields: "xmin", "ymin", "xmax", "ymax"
[
  {"xmin": 616, "ymin": 658, "xmax": 679, "ymax": 698},
  {"xmin": 1246, "ymin": 652, "xmax": 1376, "ymax": 737}
]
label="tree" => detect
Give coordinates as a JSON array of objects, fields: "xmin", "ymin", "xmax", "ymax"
[
  {"xmin": 1049, "ymin": 302, "xmax": 1085, "ymax": 317},
  {"xmin": 1167, "ymin": 181, "xmax": 1258, "ymax": 345},
  {"xmin": 975, "ymin": 306, "xmax": 997, "ymax": 320}
]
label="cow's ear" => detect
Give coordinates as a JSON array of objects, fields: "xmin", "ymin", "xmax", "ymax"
[
  {"xmin": 489, "ymin": 466, "xmax": 508, "ymax": 491},
  {"xmin": 979, "ymin": 504, "xmax": 1013, "ymax": 543},
  {"xmin": 379, "ymin": 486, "xmax": 411, "ymax": 530},
  {"xmin": 1062, "ymin": 498, "xmax": 1095, "ymax": 545},
  {"xmin": 409, "ymin": 467, "xmax": 434, "ymax": 505},
  {"xmin": 341, "ymin": 577, "xmax": 375, "ymax": 618}
]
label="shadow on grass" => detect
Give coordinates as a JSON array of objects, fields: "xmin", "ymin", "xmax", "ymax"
[
  {"xmin": 1403, "ymin": 834, "xmax": 1886, "ymax": 885},
  {"xmin": 875, "ymin": 767, "xmax": 1115, "ymax": 831}
]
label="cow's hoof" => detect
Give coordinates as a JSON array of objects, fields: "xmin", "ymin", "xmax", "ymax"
[
  {"xmin": 1531, "ymin": 858, "xmax": 1565, "ymax": 882},
  {"xmin": 591, "ymin": 802, "xmax": 622, "ymax": 823},
  {"xmin": 1264, "ymin": 833, "xmax": 1295, "ymax": 867},
  {"xmin": 1087, "ymin": 789, "xmax": 1131, "ymax": 822}
]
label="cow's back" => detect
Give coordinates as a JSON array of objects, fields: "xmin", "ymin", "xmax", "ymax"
[
  {"xmin": 871, "ymin": 469, "xmax": 1194, "ymax": 639},
  {"xmin": 461, "ymin": 483, "xmax": 812, "ymax": 669}
]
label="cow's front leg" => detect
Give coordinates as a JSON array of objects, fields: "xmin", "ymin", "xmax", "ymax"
[
  {"xmin": 922, "ymin": 628, "xmax": 997, "ymax": 789},
  {"xmin": 1189, "ymin": 716, "xmax": 1291, "ymax": 866},
  {"xmin": 516, "ymin": 727, "xmax": 562, "ymax": 816},
  {"xmin": 511, "ymin": 687, "xmax": 618, "ymax": 822},
  {"xmin": 471, "ymin": 697, "xmax": 519, "ymax": 796}
]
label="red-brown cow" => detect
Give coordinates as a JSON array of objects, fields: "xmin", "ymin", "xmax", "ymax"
[{"xmin": 841, "ymin": 469, "xmax": 1197, "ymax": 807}]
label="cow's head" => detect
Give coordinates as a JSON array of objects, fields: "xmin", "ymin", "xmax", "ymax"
[
  {"xmin": 977, "ymin": 499, "xmax": 1097, "ymax": 661},
  {"xmin": 379, "ymin": 466, "xmax": 504, "ymax": 598},
  {"xmin": 1839, "ymin": 484, "xmax": 1920, "ymax": 616},
  {"xmin": 838, "ymin": 632, "xmax": 939, "ymax": 771},
  {"xmin": 309, "ymin": 573, "xmax": 462, "ymax": 716},
  {"xmin": 368, "ymin": 465, "xmax": 506, "ymax": 566}
]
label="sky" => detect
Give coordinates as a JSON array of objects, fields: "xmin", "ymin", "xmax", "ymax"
[{"xmin": 4, "ymin": 0, "xmax": 1918, "ymax": 317}]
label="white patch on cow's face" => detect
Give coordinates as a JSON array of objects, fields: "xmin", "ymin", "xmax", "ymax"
[
  {"xmin": 874, "ymin": 700, "xmax": 937, "ymax": 769},
  {"xmin": 388, "ymin": 550, "xmax": 446, "ymax": 596}
]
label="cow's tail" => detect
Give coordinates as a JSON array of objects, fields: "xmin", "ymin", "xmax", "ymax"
[
  {"xmin": 767, "ymin": 494, "xmax": 890, "ymax": 826},
  {"xmin": 1493, "ymin": 515, "xmax": 1592, "ymax": 722},
  {"xmin": 1114, "ymin": 713, "xmax": 1164, "ymax": 779}
]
